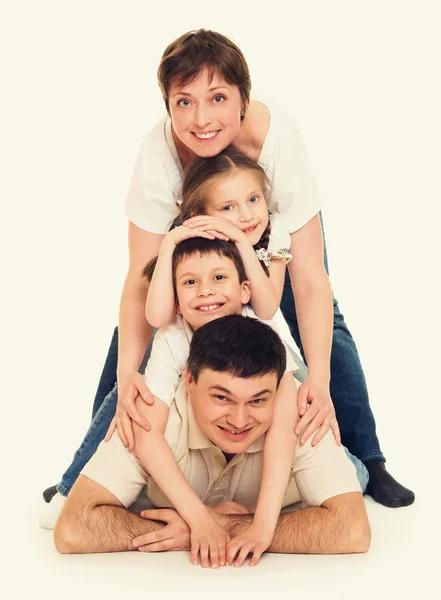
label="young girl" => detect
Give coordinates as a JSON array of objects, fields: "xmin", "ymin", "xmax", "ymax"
[{"xmin": 126, "ymin": 147, "xmax": 342, "ymax": 567}]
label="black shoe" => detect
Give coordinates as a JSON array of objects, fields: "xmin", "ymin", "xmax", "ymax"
[{"xmin": 43, "ymin": 485, "xmax": 58, "ymax": 503}]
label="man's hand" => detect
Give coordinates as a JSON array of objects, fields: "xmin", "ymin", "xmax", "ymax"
[
  {"xmin": 226, "ymin": 521, "xmax": 273, "ymax": 567},
  {"xmin": 295, "ymin": 376, "xmax": 341, "ymax": 447},
  {"xmin": 132, "ymin": 509, "xmax": 191, "ymax": 552},
  {"xmin": 105, "ymin": 370, "xmax": 155, "ymax": 450}
]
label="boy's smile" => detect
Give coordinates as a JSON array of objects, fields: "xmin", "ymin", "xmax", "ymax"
[{"xmin": 175, "ymin": 252, "xmax": 250, "ymax": 330}]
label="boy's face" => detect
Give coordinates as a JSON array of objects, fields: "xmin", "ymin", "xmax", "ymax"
[
  {"xmin": 175, "ymin": 252, "xmax": 250, "ymax": 330},
  {"xmin": 186, "ymin": 368, "xmax": 278, "ymax": 455}
]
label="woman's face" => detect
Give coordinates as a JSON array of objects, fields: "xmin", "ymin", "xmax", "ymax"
[
  {"xmin": 169, "ymin": 68, "xmax": 244, "ymax": 159},
  {"xmin": 204, "ymin": 169, "xmax": 269, "ymax": 247}
]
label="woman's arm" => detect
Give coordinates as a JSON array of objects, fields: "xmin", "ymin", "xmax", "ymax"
[
  {"xmin": 116, "ymin": 222, "xmax": 165, "ymax": 447},
  {"xmin": 288, "ymin": 214, "xmax": 333, "ymax": 382}
]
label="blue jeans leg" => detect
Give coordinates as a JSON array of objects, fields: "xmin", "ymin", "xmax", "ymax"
[
  {"xmin": 57, "ymin": 330, "xmax": 156, "ymax": 496},
  {"xmin": 280, "ymin": 212, "xmax": 385, "ymax": 463},
  {"xmin": 344, "ymin": 447, "xmax": 369, "ymax": 494},
  {"xmin": 91, "ymin": 327, "xmax": 119, "ymax": 419}
]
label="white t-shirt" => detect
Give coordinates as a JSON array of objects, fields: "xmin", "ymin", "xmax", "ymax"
[
  {"xmin": 125, "ymin": 104, "xmax": 323, "ymax": 235},
  {"xmin": 144, "ymin": 305, "xmax": 301, "ymax": 408}
]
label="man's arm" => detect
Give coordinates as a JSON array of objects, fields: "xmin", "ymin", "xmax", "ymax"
[
  {"xmin": 220, "ymin": 492, "xmax": 370, "ymax": 555},
  {"xmin": 54, "ymin": 475, "xmax": 163, "ymax": 554}
]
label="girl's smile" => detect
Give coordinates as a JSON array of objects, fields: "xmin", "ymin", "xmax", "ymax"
[{"xmin": 204, "ymin": 169, "xmax": 269, "ymax": 246}]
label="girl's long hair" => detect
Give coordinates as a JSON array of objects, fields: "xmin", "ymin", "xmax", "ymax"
[{"xmin": 180, "ymin": 146, "xmax": 272, "ymax": 258}]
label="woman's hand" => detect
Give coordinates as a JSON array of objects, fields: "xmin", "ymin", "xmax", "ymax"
[
  {"xmin": 183, "ymin": 216, "xmax": 248, "ymax": 245},
  {"xmin": 105, "ymin": 369, "xmax": 155, "ymax": 450},
  {"xmin": 294, "ymin": 376, "xmax": 341, "ymax": 447},
  {"xmin": 165, "ymin": 224, "xmax": 229, "ymax": 248}
]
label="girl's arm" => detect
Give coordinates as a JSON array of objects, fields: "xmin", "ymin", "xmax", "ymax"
[
  {"xmin": 235, "ymin": 237, "xmax": 287, "ymax": 319},
  {"xmin": 183, "ymin": 216, "xmax": 285, "ymax": 319},
  {"xmin": 224, "ymin": 371, "xmax": 297, "ymax": 566},
  {"xmin": 146, "ymin": 226, "xmax": 228, "ymax": 328}
]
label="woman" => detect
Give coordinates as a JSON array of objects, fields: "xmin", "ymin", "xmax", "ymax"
[{"xmin": 43, "ymin": 29, "xmax": 413, "ymax": 517}]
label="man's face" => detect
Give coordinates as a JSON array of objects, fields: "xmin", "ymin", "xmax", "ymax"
[
  {"xmin": 175, "ymin": 252, "xmax": 250, "ymax": 331},
  {"xmin": 186, "ymin": 368, "xmax": 278, "ymax": 454}
]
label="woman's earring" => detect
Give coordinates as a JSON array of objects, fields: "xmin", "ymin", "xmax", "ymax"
[{"xmin": 240, "ymin": 107, "xmax": 245, "ymax": 118}]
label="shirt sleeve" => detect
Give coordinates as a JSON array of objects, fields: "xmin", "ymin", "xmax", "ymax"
[
  {"xmin": 82, "ymin": 433, "xmax": 149, "ymax": 508},
  {"xmin": 292, "ymin": 430, "xmax": 362, "ymax": 506},
  {"xmin": 143, "ymin": 324, "xmax": 189, "ymax": 407},
  {"xmin": 125, "ymin": 129, "xmax": 180, "ymax": 234},
  {"xmin": 268, "ymin": 109, "xmax": 323, "ymax": 233}
]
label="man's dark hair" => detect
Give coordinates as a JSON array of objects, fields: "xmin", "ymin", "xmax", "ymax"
[
  {"xmin": 142, "ymin": 238, "xmax": 248, "ymax": 292},
  {"xmin": 188, "ymin": 315, "xmax": 287, "ymax": 385}
]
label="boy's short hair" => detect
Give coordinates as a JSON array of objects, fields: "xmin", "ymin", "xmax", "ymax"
[
  {"xmin": 157, "ymin": 29, "xmax": 251, "ymax": 115},
  {"xmin": 142, "ymin": 238, "xmax": 248, "ymax": 293},
  {"xmin": 188, "ymin": 315, "xmax": 287, "ymax": 385}
]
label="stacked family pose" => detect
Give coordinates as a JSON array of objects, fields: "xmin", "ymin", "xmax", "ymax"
[{"xmin": 42, "ymin": 29, "xmax": 414, "ymax": 562}]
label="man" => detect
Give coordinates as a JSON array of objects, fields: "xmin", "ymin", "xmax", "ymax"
[{"xmin": 54, "ymin": 315, "xmax": 370, "ymax": 564}]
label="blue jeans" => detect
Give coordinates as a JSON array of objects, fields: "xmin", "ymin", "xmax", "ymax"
[{"xmin": 57, "ymin": 212, "xmax": 382, "ymax": 496}]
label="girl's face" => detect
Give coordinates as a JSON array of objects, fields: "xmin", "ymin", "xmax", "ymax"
[
  {"xmin": 204, "ymin": 169, "xmax": 269, "ymax": 246},
  {"xmin": 169, "ymin": 68, "xmax": 244, "ymax": 159}
]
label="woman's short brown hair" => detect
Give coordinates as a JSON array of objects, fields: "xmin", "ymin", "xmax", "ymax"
[{"xmin": 157, "ymin": 29, "xmax": 251, "ymax": 114}]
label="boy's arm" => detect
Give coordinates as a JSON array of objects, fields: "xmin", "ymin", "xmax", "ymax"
[
  {"xmin": 132, "ymin": 397, "xmax": 211, "ymax": 527},
  {"xmin": 225, "ymin": 371, "xmax": 298, "ymax": 566},
  {"xmin": 253, "ymin": 372, "xmax": 298, "ymax": 532}
]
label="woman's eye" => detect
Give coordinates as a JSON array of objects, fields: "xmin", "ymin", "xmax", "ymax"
[
  {"xmin": 184, "ymin": 279, "xmax": 196, "ymax": 285},
  {"xmin": 213, "ymin": 95, "xmax": 225, "ymax": 103},
  {"xmin": 178, "ymin": 99, "xmax": 190, "ymax": 107},
  {"xmin": 249, "ymin": 196, "xmax": 259, "ymax": 204}
]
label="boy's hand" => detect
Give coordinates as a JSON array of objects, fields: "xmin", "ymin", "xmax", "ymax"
[
  {"xmin": 183, "ymin": 216, "xmax": 248, "ymax": 245},
  {"xmin": 226, "ymin": 521, "xmax": 273, "ymax": 567},
  {"xmin": 105, "ymin": 370, "xmax": 155, "ymax": 450},
  {"xmin": 166, "ymin": 224, "xmax": 229, "ymax": 247},
  {"xmin": 189, "ymin": 511, "xmax": 230, "ymax": 568},
  {"xmin": 295, "ymin": 377, "xmax": 341, "ymax": 447}
]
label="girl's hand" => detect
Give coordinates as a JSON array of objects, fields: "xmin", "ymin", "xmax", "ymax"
[
  {"xmin": 294, "ymin": 377, "xmax": 341, "ymax": 447},
  {"xmin": 166, "ymin": 224, "xmax": 228, "ymax": 247},
  {"xmin": 225, "ymin": 521, "xmax": 273, "ymax": 567},
  {"xmin": 183, "ymin": 216, "xmax": 248, "ymax": 245},
  {"xmin": 105, "ymin": 370, "xmax": 155, "ymax": 450}
]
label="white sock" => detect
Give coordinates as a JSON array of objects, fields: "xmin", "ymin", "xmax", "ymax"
[{"xmin": 39, "ymin": 492, "xmax": 67, "ymax": 530}]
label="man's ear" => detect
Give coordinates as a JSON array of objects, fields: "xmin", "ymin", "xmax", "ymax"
[
  {"xmin": 241, "ymin": 280, "xmax": 251, "ymax": 305},
  {"xmin": 185, "ymin": 368, "xmax": 194, "ymax": 394}
]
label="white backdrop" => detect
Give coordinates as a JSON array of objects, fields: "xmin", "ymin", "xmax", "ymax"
[{"xmin": 1, "ymin": 1, "xmax": 440, "ymax": 598}]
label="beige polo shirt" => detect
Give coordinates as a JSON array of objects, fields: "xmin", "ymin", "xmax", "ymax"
[{"xmin": 82, "ymin": 378, "xmax": 361, "ymax": 511}]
